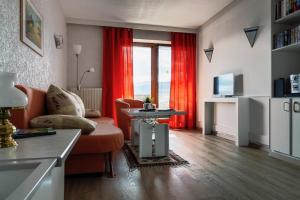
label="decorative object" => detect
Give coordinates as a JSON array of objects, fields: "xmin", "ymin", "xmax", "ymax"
[
  {"xmin": 123, "ymin": 142, "xmax": 189, "ymax": 170},
  {"xmin": 204, "ymin": 48, "xmax": 214, "ymax": 63},
  {"xmin": 0, "ymin": 72, "xmax": 28, "ymax": 148},
  {"xmin": 20, "ymin": 0, "xmax": 44, "ymax": 56},
  {"xmin": 244, "ymin": 26, "xmax": 259, "ymax": 47},
  {"xmin": 143, "ymin": 96, "xmax": 154, "ymax": 110},
  {"xmin": 73, "ymin": 44, "xmax": 82, "ymax": 90},
  {"xmin": 54, "ymin": 34, "xmax": 63, "ymax": 49},
  {"xmin": 78, "ymin": 67, "xmax": 95, "ymax": 90}
]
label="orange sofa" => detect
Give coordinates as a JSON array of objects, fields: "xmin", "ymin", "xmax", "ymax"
[
  {"xmin": 10, "ymin": 85, "xmax": 124, "ymax": 176},
  {"xmin": 115, "ymin": 98, "xmax": 144, "ymax": 140}
]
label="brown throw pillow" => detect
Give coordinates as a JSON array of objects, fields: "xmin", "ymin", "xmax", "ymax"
[
  {"xmin": 85, "ymin": 109, "xmax": 101, "ymax": 118},
  {"xmin": 47, "ymin": 85, "xmax": 83, "ymax": 117},
  {"xmin": 30, "ymin": 115, "xmax": 97, "ymax": 134}
]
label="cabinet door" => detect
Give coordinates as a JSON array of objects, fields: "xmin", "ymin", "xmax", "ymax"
[
  {"xmin": 292, "ymin": 98, "xmax": 300, "ymax": 158},
  {"xmin": 271, "ymin": 98, "xmax": 291, "ymax": 155}
]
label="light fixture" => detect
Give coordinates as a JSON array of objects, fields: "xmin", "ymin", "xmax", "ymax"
[
  {"xmin": 244, "ymin": 26, "xmax": 259, "ymax": 47},
  {"xmin": 78, "ymin": 67, "xmax": 95, "ymax": 90},
  {"xmin": 204, "ymin": 48, "xmax": 214, "ymax": 63},
  {"xmin": 0, "ymin": 72, "xmax": 28, "ymax": 148},
  {"xmin": 73, "ymin": 44, "xmax": 82, "ymax": 90}
]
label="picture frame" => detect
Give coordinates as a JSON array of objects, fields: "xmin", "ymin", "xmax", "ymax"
[
  {"xmin": 54, "ymin": 34, "xmax": 63, "ymax": 49},
  {"xmin": 20, "ymin": 0, "xmax": 44, "ymax": 56}
]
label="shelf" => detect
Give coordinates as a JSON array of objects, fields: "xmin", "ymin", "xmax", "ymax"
[
  {"xmin": 275, "ymin": 10, "xmax": 300, "ymax": 25},
  {"xmin": 272, "ymin": 43, "xmax": 300, "ymax": 52}
]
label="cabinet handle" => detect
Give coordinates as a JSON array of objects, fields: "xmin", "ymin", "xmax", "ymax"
[
  {"xmin": 294, "ymin": 102, "xmax": 300, "ymax": 113},
  {"xmin": 283, "ymin": 102, "xmax": 290, "ymax": 112}
]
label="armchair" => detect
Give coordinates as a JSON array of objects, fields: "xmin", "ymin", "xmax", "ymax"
[{"xmin": 115, "ymin": 99, "xmax": 144, "ymax": 140}]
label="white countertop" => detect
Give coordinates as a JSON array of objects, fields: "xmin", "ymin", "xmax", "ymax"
[
  {"xmin": 0, "ymin": 129, "xmax": 81, "ymax": 167},
  {"xmin": 122, "ymin": 108, "xmax": 186, "ymax": 119}
]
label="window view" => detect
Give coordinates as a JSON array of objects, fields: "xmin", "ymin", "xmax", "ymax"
[
  {"xmin": 133, "ymin": 44, "xmax": 171, "ymax": 108},
  {"xmin": 158, "ymin": 46, "xmax": 171, "ymax": 108},
  {"xmin": 133, "ymin": 46, "xmax": 152, "ymax": 101}
]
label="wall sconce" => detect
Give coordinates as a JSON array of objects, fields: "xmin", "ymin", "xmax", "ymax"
[
  {"xmin": 204, "ymin": 48, "xmax": 214, "ymax": 63},
  {"xmin": 244, "ymin": 26, "xmax": 259, "ymax": 47}
]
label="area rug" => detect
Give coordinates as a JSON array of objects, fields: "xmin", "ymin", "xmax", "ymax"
[{"xmin": 123, "ymin": 142, "xmax": 189, "ymax": 170}]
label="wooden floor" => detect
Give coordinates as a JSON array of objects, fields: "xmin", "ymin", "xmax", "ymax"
[{"xmin": 65, "ymin": 130, "xmax": 300, "ymax": 200}]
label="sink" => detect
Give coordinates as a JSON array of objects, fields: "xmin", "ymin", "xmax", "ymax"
[{"xmin": 0, "ymin": 159, "xmax": 56, "ymax": 200}]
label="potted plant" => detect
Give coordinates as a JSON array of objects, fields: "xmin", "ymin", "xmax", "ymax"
[{"xmin": 143, "ymin": 96, "xmax": 154, "ymax": 110}]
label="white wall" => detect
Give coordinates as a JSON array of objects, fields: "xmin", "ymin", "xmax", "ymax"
[
  {"xmin": 0, "ymin": 0, "xmax": 67, "ymax": 89},
  {"xmin": 67, "ymin": 24, "xmax": 102, "ymax": 89},
  {"xmin": 197, "ymin": 0, "xmax": 272, "ymax": 145}
]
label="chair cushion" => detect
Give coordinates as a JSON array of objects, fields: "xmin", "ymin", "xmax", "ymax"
[
  {"xmin": 71, "ymin": 117, "xmax": 124, "ymax": 154},
  {"xmin": 47, "ymin": 84, "xmax": 83, "ymax": 117},
  {"xmin": 30, "ymin": 115, "xmax": 97, "ymax": 134}
]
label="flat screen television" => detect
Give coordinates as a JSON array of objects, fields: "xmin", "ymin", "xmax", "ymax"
[{"xmin": 213, "ymin": 73, "xmax": 235, "ymax": 96}]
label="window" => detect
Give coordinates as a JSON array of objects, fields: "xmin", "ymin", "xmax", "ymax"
[
  {"xmin": 133, "ymin": 43, "xmax": 171, "ymax": 108},
  {"xmin": 133, "ymin": 46, "xmax": 152, "ymax": 101}
]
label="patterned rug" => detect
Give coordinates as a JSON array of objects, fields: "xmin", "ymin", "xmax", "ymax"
[{"xmin": 123, "ymin": 142, "xmax": 189, "ymax": 170}]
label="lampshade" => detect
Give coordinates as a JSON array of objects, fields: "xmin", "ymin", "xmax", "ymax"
[
  {"xmin": 73, "ymin": 44, "xmax": 82, "ymax": 55},
  {"xmin": 0, "ymin": 72, "xmax": 28, "ymax": 108},
  {"xmin": 88, "ymin": 67, "xmax": 95, "ymax": 73}
]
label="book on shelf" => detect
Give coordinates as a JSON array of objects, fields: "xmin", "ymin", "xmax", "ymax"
[
  {"xmin": 275, "ymin": 0, "xmax": 300, "ymax": 20},
  {"xmin": 273, "ymin": 25, "xmax": 300, "ymax": 49}
]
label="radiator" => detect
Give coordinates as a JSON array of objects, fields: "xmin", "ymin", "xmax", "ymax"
[{"xmin": 70, "ymin": 88, "xmax": 102, "ymax": 112}]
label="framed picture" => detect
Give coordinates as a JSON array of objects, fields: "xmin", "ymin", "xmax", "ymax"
[
  {"xmin": 54, "ymin": 34, "xmax": 63, "ymax": 49},
  {"xmin": 20, "ymin": 0, "xmax": 44, "ymax": 56}
]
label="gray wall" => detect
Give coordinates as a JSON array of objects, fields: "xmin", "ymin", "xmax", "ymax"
[
  {"xmin": 67, "ymin": 24, "xmax": 102, "ymax": 89},
  {"xmin": 0, "ymin": 0, "xmax": 67, "ymax": 89},
  {"xmin": 66, "ymin": 25, "xmax": 171, "ymax": 89},
  {"xmin": 197, "ymin": 0, "xmax": 272, "ymax": 145}
]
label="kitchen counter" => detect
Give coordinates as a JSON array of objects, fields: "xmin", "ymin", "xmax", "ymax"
[{"xmin": 0, "ymin": 129, "xmax": 81, "ymax": 200}]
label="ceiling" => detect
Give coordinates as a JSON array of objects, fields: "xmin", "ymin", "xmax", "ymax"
[{"xmin": 59, "ymin": 0, "xmax": 234, "ymax": 29}]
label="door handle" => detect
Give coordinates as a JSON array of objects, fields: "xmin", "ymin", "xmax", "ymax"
[
  {"xmin": 293, "ymin": 102, "xmax": 300, "ymax": 113},
  {"xmin": 283, "ymin": 102, "xmax": 290, "ymax": 112}
]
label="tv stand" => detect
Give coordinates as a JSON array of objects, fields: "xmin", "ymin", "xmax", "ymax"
[{"xmin": 203, "ymin": 97, "xmax": 250, "ymax": 146}]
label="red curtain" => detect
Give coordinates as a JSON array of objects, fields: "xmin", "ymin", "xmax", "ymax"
[
  {"xmin": 102, "ymin": 27, "xmax": 134, "ymax": 123},
  {"xmin": 169, "ymin": 32, "xmax": 196, "ymax": 129}
]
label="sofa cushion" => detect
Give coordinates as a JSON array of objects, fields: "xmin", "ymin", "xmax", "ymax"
[
  {"xmin": 30, "ymin": 115, "xmax": 97, "ymax": 134},
  {"xmin": 71, "ymin": 117, "xmax": 124, "ymax": 155},
  {"xmin": 47, "ymin": 84, "xmax": 83, "ymax": 116}
]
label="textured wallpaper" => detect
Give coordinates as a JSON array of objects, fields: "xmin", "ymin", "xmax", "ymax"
[{"xmin": 0, "ymin": 0, "xmax": 67, "ymax": 89}]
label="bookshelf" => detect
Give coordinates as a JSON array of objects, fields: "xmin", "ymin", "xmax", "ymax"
[
  {"xmin": 275, "ymin": 9, "xmax": 300, "ymax": 24},
  {"xmin": 271, "ymin": 0, "xmax": 300, "ymax": 97}
]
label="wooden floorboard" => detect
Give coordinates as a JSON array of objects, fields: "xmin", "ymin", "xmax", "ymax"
[{"xmin": 65, "ymin": 130, "xmax": 300, "ymax": 200}]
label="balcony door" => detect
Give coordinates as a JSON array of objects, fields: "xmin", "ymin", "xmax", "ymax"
[{"xmin": 133, "ymin": 43, "xmax": 171, "ymax": 109}]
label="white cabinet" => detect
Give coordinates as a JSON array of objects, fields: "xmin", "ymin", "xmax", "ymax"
[
  {"xmin": 292, "ymin": 98, "xmax": 300, "ymax": 158},
  {"xmin": 271, "ymin": 98, "xmax": 300, "ymax": 159},
  {"xmin": 270, "ymin": 98, "xmax": 291, "ymax": 155}
]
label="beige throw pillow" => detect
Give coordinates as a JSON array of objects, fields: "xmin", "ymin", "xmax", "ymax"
[
  {"xmin": 30, "ymin": 115, "xmax": 97, "ymax": 134},
  {"xmin": 85, "ymin": 109, "xmax": 101, "ymax": 118},
  {"xmin": 67, "ymin": 91, "xmax": 85, "ymax": 117},
  {"xmin": 47, "ymin": 85, "xmax": 83, "ymax": 117}
]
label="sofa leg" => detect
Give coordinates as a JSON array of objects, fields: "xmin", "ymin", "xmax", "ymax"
[{"xmin": 105, "ymin": 152, "xmax": 115, "ymax": 178}]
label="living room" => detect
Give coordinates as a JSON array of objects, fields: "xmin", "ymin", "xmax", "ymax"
[{"xmin": 0, "ymin": 0, "xmax": 300, "ymax": 199}]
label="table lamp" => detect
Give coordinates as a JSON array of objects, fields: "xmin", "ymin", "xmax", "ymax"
[
  {"xmin": 0, "ymin": 72, "xmax": 28, "ymax": 148},
  {"xmin": 78, "ymin": 67, "xmax": 95, "ymax": 90}
]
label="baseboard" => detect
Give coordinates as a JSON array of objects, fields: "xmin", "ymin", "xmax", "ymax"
[{"xmin": 269, "ymin": 151, "xmax": 300, "ymax": 166}]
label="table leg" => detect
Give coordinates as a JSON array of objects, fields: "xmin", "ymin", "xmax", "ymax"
[
  {"xmin": 131, "ymin": 119, "xmax": 140, "ymax": 146},
  {"xmin": 154, "ymin": 124, "xmax": 169, "ymax": 157},
  {"xmin": 139, "ymin": 121, "xmax": 153, "ymax": 158}
]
